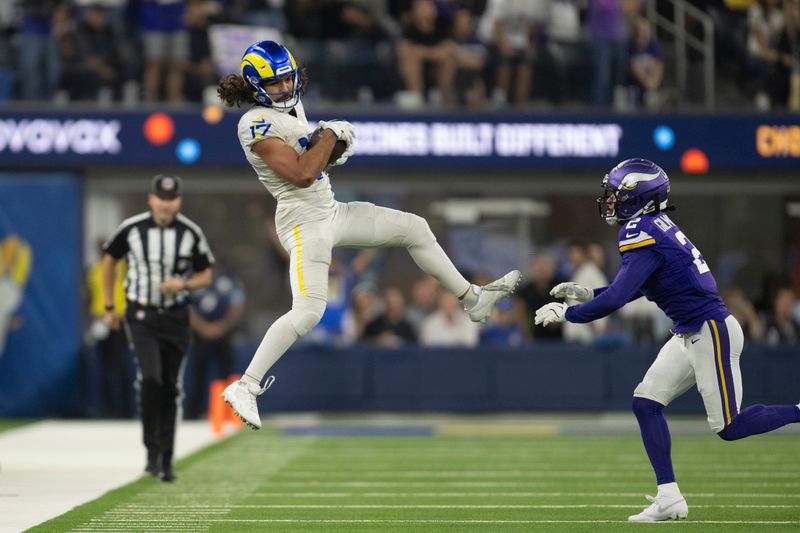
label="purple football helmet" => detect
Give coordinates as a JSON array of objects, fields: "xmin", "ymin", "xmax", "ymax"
[{"xmin": 597, "ymin": 158, "xmax": 670, "ymax": 225}]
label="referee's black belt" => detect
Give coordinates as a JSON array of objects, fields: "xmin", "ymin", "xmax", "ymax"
[{"xmin": 127, "ymin": 301, "xmax": 187, "ymax": 313}]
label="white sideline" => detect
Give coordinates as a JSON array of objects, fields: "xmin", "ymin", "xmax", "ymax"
[{"xmin": 0, "ymin": 420, "xmax": 219, "ymax": 533}]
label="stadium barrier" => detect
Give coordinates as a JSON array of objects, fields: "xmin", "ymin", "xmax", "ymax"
[{"xmin": 229, "ymin": 342, "xmax": 799, "ymax": 414}]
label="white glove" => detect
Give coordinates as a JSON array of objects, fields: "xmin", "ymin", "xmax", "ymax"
[
  {"xmin": 318, "ymin": 120, "xmax": 355, "ymax": 146},
  {"xmin": 329, "ymin": 143, "xmax": 354, "ymax": 167},
  {"xmin": 550, "ymin": 282, "xmax": 593, "ymax": 302},
  {"xmin": 534, "ymin": 302, "xmax": 568, "ymax": 327}
]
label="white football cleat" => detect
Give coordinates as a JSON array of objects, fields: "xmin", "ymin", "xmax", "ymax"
[
  {"xmin": 628, "ymin": 493, "xmax": 688, "ymax": 522},
  {"xmin": 465, "ymin": 270, "xmax": 521, "ymax": 323},
  {"xmin": 221, "ymin": 377, "xmax": 274, "ymax": 430}
]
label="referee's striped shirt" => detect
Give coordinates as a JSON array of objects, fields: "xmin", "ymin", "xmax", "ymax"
[{"xmin": 104, "ymin": 211, "xmax": 214, "ymax": 308}]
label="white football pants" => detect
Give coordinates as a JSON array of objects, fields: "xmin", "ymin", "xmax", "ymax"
[
  {"xmin": 633, "ymin": 314, "xmax": 743, "ymax": 432},
  {"xmin": 243, "ymin": 201, "xmax": 472, "ymax": 383}
]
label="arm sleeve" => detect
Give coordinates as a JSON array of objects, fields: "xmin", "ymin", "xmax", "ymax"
[
  {"xmin": 592, "ymin": 285, "xmax": 643, "ymax": 302},
  {"xmin": 566, "ymin": 249, "xmax": 662, "ymax": 324}
]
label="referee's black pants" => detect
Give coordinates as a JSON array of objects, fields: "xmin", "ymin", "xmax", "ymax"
[{"xmin": 125, "ymin": 304, "xmax": 190, "ymax": 467}]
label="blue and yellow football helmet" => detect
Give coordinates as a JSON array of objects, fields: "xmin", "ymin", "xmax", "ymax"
[{"xmin": 241, "ymin": 40, "xmax": 302, "ymax": 110}]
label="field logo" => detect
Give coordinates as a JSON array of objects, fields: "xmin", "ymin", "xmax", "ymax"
[{"xmin": 0, "ymin": 235, "xmax": 32, "ymax": 357}]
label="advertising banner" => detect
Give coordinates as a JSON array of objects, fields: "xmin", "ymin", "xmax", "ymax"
[
  {"xmin": 0, "ymin": 109, "xmax": 798, "ymax": 171},
  {"xmin": 0, "ymin": 173, "xmax": 82, "ymax": 416}
]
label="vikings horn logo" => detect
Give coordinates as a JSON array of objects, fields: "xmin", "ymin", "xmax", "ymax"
[{"xmin": 620, "ymin": 171, "xmax": 662, "ymax": 191}]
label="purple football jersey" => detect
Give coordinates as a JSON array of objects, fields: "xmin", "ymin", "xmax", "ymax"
[
  {"xmin": 617, "ymin": 213, "xmax": 728, "ymax": 332},
  {"xmin": 566, "ymin": 212, "xmax": 729, "ymax": 333}
]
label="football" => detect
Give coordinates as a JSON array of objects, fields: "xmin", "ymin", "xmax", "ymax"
[{"xmin": 307, "ymin": 127, "xmax": 347, "ymax": 166}]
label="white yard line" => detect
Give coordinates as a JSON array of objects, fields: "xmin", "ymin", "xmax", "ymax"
[
  {"xmin": 0, "ymin": 420, "xmax": 219, "ymax": 533},
  {"xmin": 247, "ymin": 491, "xmax": 800, "ymax": 498},
  {"xmin": 112, "ymin": 503, "xmax": 800, "ymax": 509},
  {"xmin": 73, "ymin": 518, "xmax": 800, "ymax": 525}
]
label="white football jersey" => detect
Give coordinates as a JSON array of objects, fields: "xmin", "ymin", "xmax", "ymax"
[{"xmin": 237, "ymin": 101, "xmax": 335, "ymax": 229}]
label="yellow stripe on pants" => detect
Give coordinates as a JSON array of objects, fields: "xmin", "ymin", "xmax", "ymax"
[
  {"xmin": 292, "ymin": 226, "xmax": 307, "ymax": 296},
  {"xmin": 710, "ymin": 319, "xmax": 732, "ymax": 425}
]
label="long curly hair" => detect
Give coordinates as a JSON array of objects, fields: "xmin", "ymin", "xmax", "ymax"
[{"xmin": 217, "ymin": 67, "xmax": 309, "ymax": 108}]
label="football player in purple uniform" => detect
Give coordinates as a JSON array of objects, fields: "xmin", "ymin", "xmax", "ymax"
[{"xmin": 535, "ymin": 158, "xmax": 800, "ymax": 522}]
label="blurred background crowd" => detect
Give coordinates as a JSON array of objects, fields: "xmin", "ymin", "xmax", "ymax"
[{"xmin": 2, "ymin": 0, "xmax": 800, "ymax": 111}]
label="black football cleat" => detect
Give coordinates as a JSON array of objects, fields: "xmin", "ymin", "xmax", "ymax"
[
  {"xmin": 144, "ymin": 452, "xmax": 161, "ymax": 478},
  {"xmin": 160, "ymin": 465, "xmax": 177, "ymax": 483}
]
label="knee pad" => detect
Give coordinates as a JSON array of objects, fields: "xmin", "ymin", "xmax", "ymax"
[
  {"xmin": 632, "ymin": 396, "xmax": 664, "ymax": 417},
  {"xmin": 288, "ymin": 297, "xmax": 326, "ymax": 336},
  {"xmin": 403, "ymin": 213, "xmax": 436, "ymax": 247}
]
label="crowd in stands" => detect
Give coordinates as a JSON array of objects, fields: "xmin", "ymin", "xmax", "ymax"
[
  {"xmin": 263, "ymin": 237, "xmax": 800, "ymax": 349},
  {"xmin": 1, "ymin": 0, "xmax": 795, "ymax": 110}
]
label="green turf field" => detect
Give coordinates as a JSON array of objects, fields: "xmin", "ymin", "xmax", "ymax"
[
  {"xmin": 30, "ymin": 428, "xmax": 800, "ymax": 532},
  {"xmin": 0, "ymin": 419, "xmax": 33, "ymax": 433}
]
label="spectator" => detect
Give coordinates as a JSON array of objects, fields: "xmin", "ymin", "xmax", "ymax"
[
  {"xmin": 774, "ymin": 0, "xmax": 800, "ymax": 110},
  {"xmin": 186, "ymin": 268, "xmax": 245, "ymax": 420},
  {"xmin": 18, "ymin": 0, "xmax": 64, "ymax": 101},
  {"xmin": 419, "ymin": 290, "xmax": 479, "ymax": 347},
  {"xmin": 543, "ymin": 0, "xmax": 583, "ymax": 104},
  {"xmin": 585, "ymin": 0, "xmax": 629, "ymax": 108},
  {"xmin": 562, "ymin": 240, "xmax": 608, "ymax": 343},
  {"xmin": 618, "ymin": 296, "xmax": 669, "ymax": 345},
  {"xmin": 764, "ymin": 287, "xmax": 800, "ymax": 345},
  {"xmin": 139, "ymin": 0, "xmax": 189, "ymax": 102},
  {"xmin": 395, "ymin": 0, "xmax": 457, "ymax": 108},
  {"xmin": 362, "ymin": 287, "xmax": 417, "ymax": 347},
  {"xmin": 60, "ymin": 3, "xmax": 121, "ymax": 103},
  {"xmin": 480, "ymin": 297, "xmax": 525, "ymax": 347},
  {"xmin": 452, "ymin": 6, "xmax": 488, "ymax": 107},
  {"xmin": 184, "ymin": 0, "xmax": 216, "ymax": 103},
  {"xmin": 478, "ymin": 0, "xmax": 545, "ymax": 107},
  {"xmin": 746, "ymin": 0, "xmax": 784, "ymax": 110},
  {"xmin": 723, "ymin": 287, "xmax": 765, "ymax": 341},
  {"xmin": 342, "ymin": 282, "xmax": 381, "ymax": 344},
  {"xmin": 627, "ymin": 16, "xmax": 663, "ymax": 110},
  {"xmin": 308, "ymin": 249, "xmax": 377, "ymax": 345},
  {"xmin": 317, "ymin": 1, "xmax": 396, "ymax": 103},
  {"xmin": 235, "ymin": 0, "xmax": 288, "ymax": 32},
  {"xmin": 84, "ymin": 239, "xmax": 131, "ymax": 418},
  {"xmin": 0, "ymin": 1, "xmax": 13, "ymax": 101},
  {"xmin": 515, "ymin": 254, "xmax": 563, "ymax": 341},
  {"xmin": 406, "ymin": 274, "xmax": 440, "ymax": 335}
]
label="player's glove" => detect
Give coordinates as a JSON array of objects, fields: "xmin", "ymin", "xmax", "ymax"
[
  {"xmin": 549, "ymin": 282, "xmax": 593, "ymax": 302},
  {"xmin": 318, "ymin": 120, "xmax": 355, "ymax": 167},
  {"xmin": 534, "ymin": 302, "xmax": 568, "ymax": 327},
  {"xmin": 318, "ymin": 120, "xmax": 355, "ymax": 146},
  {"xmin": 329, "ymin": 142, "xmax": 354, "ymax": 167}
]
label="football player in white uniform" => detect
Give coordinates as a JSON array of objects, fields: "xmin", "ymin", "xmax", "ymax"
[{"xmin": 218, "ymin": 40, "xmax": 520, "ymax": 429}]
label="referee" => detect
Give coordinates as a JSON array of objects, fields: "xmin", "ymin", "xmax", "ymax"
[{"xmin": 102, "ymin": 174, "xmax": 213, "ymax": 482}]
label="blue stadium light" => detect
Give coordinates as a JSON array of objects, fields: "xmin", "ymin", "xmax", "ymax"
[
  {"xmin": 653, "ymin": 125, "xmax": 675, "ymax": 151},
  {"xmin": 176, "ymin": 138, "xmax": 201, "ymax": 164}
]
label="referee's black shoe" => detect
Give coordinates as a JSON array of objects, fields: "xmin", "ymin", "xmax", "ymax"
[
  {"xmin": 144, "ymin": 451, "xmax": 161, "ymax": 478},
  {"xmin": 161, "ymin": 465, "xmax": 177, "ymax": 483}
]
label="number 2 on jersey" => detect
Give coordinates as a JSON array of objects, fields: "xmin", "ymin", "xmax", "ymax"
[{"xmin": 675, "ymin": 231, "xmax": 710, "ymax": 274}]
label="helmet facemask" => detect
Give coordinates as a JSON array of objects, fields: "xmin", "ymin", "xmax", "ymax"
[
  {"xmin": 259, "ymin": 72, "xmax": 301, "ymax": 109},
  {"xmin": 598, "ymin": 159, "xmax": 672, "ymax": 226},
  {"xmin": 597, "ymin": 182, "xmax": 620, "ymax": 226}
]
